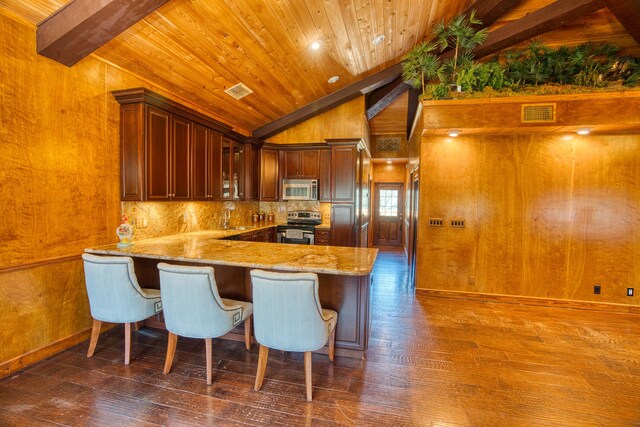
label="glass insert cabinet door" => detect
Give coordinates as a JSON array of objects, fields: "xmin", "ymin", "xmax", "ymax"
[
  {"xmin": 220, "ymin": 138, "xmax": 244, "ymax": 200},
  {"xmin": 233, "ymin": 143, "xmax": 244, "ymax": 200},
  {"xmin": 222, "ymin": 139, "xmax": 231, "ymax": 199}
]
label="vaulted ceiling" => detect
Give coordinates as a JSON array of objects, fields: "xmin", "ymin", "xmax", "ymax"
[{"xmin": 3, "ymin": 0, "xmax": 640, "ymax": 137}]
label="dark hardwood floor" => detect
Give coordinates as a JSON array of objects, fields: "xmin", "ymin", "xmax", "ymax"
[{"xmin": 2, "ymin": 249, "xmax": 639, "ymax": 426}]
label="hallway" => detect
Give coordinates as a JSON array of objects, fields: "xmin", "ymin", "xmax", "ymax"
[{"xmin": 1, "ymin": 249, "xmax": 639, "ymax": 425}]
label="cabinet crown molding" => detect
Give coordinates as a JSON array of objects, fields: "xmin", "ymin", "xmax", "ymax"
[{"xmin": 112, "ymin": 87, "xmax": 233, "ymax": 135}]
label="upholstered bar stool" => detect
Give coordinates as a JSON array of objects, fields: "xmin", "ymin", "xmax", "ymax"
[
  {"xmin": 82, "ymin": 254, "xmax": 162, "ymax": 365},
  {"xmin": 250, "ymin": 269, "xmax": 337, "ymax": 402},
  {"xmin": 157, "ymin": 263, "xmax": 253, "ymax": 385}
]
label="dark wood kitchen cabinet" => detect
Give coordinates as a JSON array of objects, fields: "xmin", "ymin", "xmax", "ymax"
[
  {"xmin": 146, "ymin": 107, "xmax": 191, "ymax": 201},
  {"xmin": 327, "ymin": 139, "xmax": 368, "ymax": 248},
  {"xmin": 282, "ymin": 150, "xmax": 319, "ymax": 179},
  {"xmin": 192, "ymin": 124, "xmax": 223, "ymax": 201},
  {"xmin": 216, "ymin": 138, "xmax": 244, "ymax": 200},
  {"xmin": 315, "ymin": 229, "xmax": 331, "ymax": 246},
  {"xmin": 260, "ymin": 148, "xmax": 279, "ymax": 201},
  {"xmin": 330, "ymin": 143, "xmax": 357, "ymax": 203},
  {"xmin": 319, "ymin": 149, "xmax": 331, "ymax": 202},
  {"xmin": 114, "ymin": 88, "xmax": 235, "ymax": 202},
  {"xmin": 244, "ymin": 143, "xmax": 260, "ymax": 201}
]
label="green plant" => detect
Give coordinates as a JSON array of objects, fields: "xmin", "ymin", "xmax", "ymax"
[
  {"xmin": 402, "ymin": 41, "xmax": 440, "ymax": 94},
  {"xmin": 432, "ymin": 10, "xmax": 488, "ymax": 85},
  {"xmin": 428, "ymin": 83, "xmax": 451, "ymax": 100},
  {"xmin": 474, "ymin": 60, "xmax": 506, "ymax": 91}
]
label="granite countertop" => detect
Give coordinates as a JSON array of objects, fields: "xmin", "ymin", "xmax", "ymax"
[{"xmin": 85, "ymin": 229, "xmax": 377, "ymax": 276}]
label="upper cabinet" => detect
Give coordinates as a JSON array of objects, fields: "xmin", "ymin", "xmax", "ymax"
[
  {"xmin": 319, "ymin": 149, "xmax": 331, "ymax": 202},
  {"xmin": 143, "ymin": 106, "xmax": 191, "ymax": 201},
  {"xmin": 330, "ymin": 143, "xmax": 357, "ymax": 203},
  {"xmin": 218, "ymin": 138, "xmax": 244, "ymax": 200},
  {"xmin": 260, "ymin": 148, "xmax": 279, "ymax": 201},
  {"xmin": 244, "ymin": 144, "xmax": 260, "ymax": 201},
  {"xmin": 283, "ymin": 150, "xmax": 320, "ymax": 179},
  {"xmin": 114, "ymin": 88, "xmax": 256, "ymax": 202}
]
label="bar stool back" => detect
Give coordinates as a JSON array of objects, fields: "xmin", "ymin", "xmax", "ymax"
[
  {"xmin": 158, "ymin": 263, "xmax": 253, "ymax": 385},
  {"xmin": 250, "ymin": 269, "xmax": 337, "ymax": 401},
  {"xmin": 82, "ymin": 253, "xmax": 162, "ymax": 364}
]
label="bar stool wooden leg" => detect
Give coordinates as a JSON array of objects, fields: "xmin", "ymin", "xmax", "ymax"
[
  {"xmin": 205, "ymin": 338, "xmax": 213, "ymax": 385},
  {"xmin": 164, "ymin": 332, "xmax": 178, "ymax": 374},
  {"xmin": 87, "ymin": 319, "xmax": 101, "ymax": 357},
  {"xmin": 254, "ymin": 345, "xmax": 269, "ymax": 391},
  {"xmin": 328, "ymin": 327, "xmax": 336, "ymax": 362},
  {"xmin": 244, "ymin": 316, "xmax": 252, "ymax": 351},
  {"xmin": 304, "ymin": 351, "xmax": 313, "ymax": 402},
  {"xmin": 124, "ymin": 323, "xmax": 132, "ymax": 365}
]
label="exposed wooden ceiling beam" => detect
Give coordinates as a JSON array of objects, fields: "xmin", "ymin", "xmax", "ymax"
[
  {"xmin": 461, "ymin": 0, "xmax": 525, "ymax": 28},
  {"xmin": 37, "ymin": 0, "xmax": 170, "ymax": 67},
  {"xmin": 604, "ymin": 0, "xmax": 640, "ymax": 45},
  {"xmin": 366, "ymin": 77, "xmax": 410, "ymax": 121},
  {"xmin": 470, "ymin": 0, "xmax": 606, "ymax": 60},
  {"xmin": 253, "ymin": 63, "xmax": 402, "ymax": 139}
]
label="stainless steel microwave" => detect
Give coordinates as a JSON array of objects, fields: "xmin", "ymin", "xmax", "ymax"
[{"xmin": 282, "ymin": 179, "xmax": 318, "ymax": 201}]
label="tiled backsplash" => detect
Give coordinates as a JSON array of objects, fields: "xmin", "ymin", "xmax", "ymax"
[{"xmin": 122, "ymin": 201, "xmax": 331, "ymax": 240}]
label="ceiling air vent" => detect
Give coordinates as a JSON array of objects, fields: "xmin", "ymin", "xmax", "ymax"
[
  {"xmin": 521, "ymin": 103, "xmax": 556, "ymax": 123},
  {"xmin": 224, "ymin": 83, "xmax": 253, "ymax": 100}
]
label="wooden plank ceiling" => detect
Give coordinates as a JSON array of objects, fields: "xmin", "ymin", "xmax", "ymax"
[{"xmin": 2, "ymin": 0, "xmax": 640, "ymax": 137}]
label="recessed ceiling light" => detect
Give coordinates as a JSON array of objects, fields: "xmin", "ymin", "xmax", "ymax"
[
  {"xmin": 328, "ymin": 75, "xmax": 339, "ymax": 84},
  {"xmin": 577, "ymin": 127, "xmax": 591, "ymax": 135},
  {"xmin": 310, "ymin": 41, "xmax": 321, "ymax": 50},
  {"xmin": 372, "ymin": 34, "xmax": 385, "ymax": 45},
  {"xmin": 448, "ymin": 129, "xmax": 461, "ymax": 137}
]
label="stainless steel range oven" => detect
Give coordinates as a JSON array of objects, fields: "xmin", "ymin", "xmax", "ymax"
[{"xmin": 276, "ymin": 211, "xmax": 322, "ymax": 245}]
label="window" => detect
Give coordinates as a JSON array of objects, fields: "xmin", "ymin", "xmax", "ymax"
[{"xmin": 379, "ymin": 189, "xmax": 398, "ymax": 217}]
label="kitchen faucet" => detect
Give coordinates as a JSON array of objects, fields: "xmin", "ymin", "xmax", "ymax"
[{"xmin": 222, "ymin": 207, "xmax": 232, "ymax": 229}]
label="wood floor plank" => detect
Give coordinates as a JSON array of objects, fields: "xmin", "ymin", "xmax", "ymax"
[{"xmin": 1, "ymin": 249, "xmax": 639, "ymax": 426}]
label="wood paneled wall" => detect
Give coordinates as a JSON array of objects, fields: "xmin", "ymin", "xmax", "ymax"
[
  {"xmin": 372, "ymin": 163, "xmax": 406, "ymax": 183},
  {"xmin": 0, "ymin": 10, "xmax": 198, "ymax": 372},
  {"xmin": 267, "ymin": 97, "xmax": 366, "ymax": 144},
  {"xmin": 417, "ymin": 133, "xmax": 640, "ymax": 306}
]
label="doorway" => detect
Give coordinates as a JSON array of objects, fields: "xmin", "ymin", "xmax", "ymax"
[{"xmin": 373, "ymin": 183, "xmax": 404, "ymax": 247}]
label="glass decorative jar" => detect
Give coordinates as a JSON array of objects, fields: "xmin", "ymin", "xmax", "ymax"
[{"xmin": 116, "ymin": 214, "xmax": 134, "ymax": 247}]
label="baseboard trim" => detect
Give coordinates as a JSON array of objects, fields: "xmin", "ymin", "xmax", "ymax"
[
  {"xmin": 417, "ymin": 289, "xmax": 640, "ymax": 314},
  {"xmin": 0, "ymin": 323, "xmax": 115, "ymax": 380}
]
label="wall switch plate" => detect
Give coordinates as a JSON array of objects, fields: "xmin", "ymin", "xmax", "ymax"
[
  {"xmin": 428, "ymin": 218, "xmax": 444, "ymax": 227},
  {"xmin": 451, "ymin": 219, "xmax": 466, "ymax": 228},
  {"xmin": 594, "ymin": 285, "xmax": 601, "ymax": 294},
  {"xmin": 628, "ymin": 288, "xmax": 634, "ymax": 297}
]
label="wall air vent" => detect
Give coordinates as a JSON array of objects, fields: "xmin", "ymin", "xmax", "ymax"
[
  {"xmin": 428, "ymin": 218, "xmax": 444, "ymax": 227},
  {"xmin": 224, "ymin": 83, "xmax": 253, "ymax": 100},
  {"xmin": 376, "ymin": 136, "xmax": 401, "ymax": 152},
  {"xmin": 521, "ymin": 103, "xmax": 556, "ymax": 123}
]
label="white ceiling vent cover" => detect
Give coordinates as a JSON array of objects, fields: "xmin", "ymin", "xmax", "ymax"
[
  {"xmin": 225, "ymin": 83, "xmax": 253, "ymax": 100},
  {"xmin": 521, "ymin": 103, "xmax": 556, "ymax": 123}
]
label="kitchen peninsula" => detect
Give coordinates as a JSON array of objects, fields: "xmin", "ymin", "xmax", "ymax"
[{"xmin": 85, "ymin": 229, "xmax": 378, "ymax": 358}]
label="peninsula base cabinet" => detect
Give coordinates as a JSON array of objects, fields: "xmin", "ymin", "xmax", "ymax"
[{"xmin": 130, "ymin": 256, "xmax": 372, "ymax": 358}]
